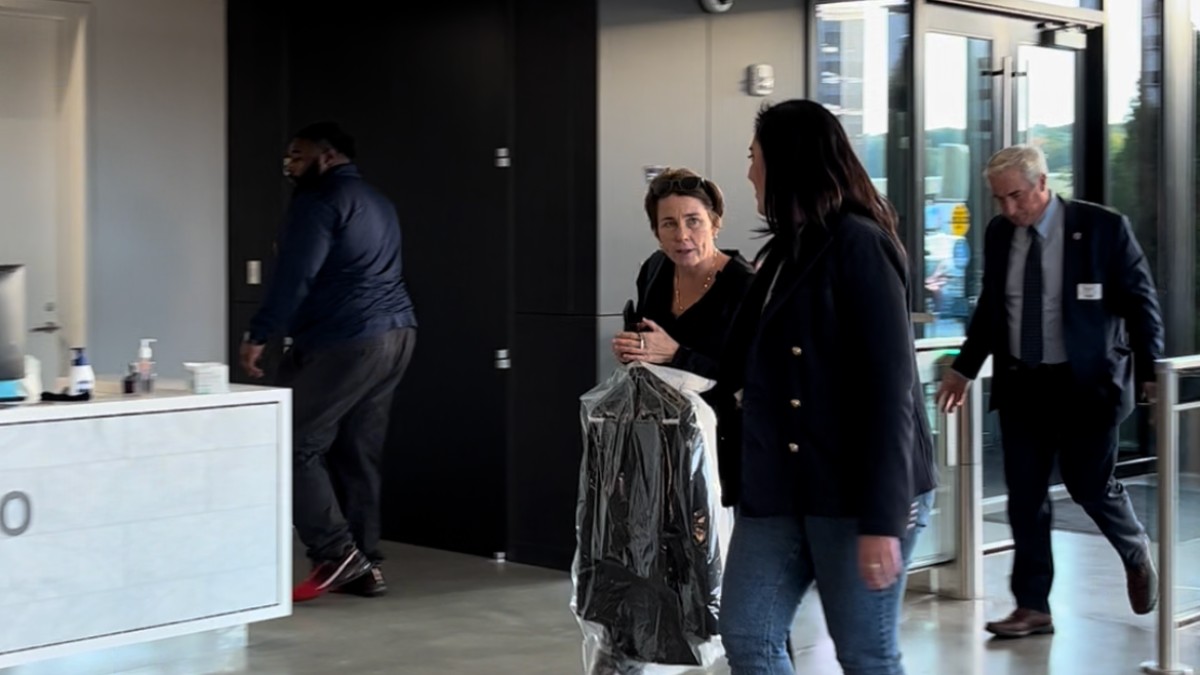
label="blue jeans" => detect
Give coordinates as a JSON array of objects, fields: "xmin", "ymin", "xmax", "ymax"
[{"xmin": 721, "ymin": 491, "xmax": 935, "ymax": 675}]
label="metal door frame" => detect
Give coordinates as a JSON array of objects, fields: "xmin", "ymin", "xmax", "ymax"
[{"xmin": 914, "ymin": 1, "xmax": 1092, "ymax": 562}]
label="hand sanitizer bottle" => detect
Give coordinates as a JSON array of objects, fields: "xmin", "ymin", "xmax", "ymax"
[{"xmin": 68, "ymin": 347, "xmax": 96, "ymax": 396}]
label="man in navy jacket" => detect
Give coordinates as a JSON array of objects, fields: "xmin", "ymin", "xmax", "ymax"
[
  {"xmin": 938, "ymin": 145, "xmax": 1163, "ymax": 638},
  {"xmin": 241, "ymin": 122, "xmax": 417, "ymax": 602}
]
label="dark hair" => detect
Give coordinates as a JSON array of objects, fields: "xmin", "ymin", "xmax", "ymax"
[
  {"xmin": 293, "ymin": 121, "xmax": 357, "ymax": 159},
  {"xmin": 643, "ymin": 168, "xmax": 725, "ymax": 232},
  {"xmin": 754, "ymin": 99, "xmax": 900, "ymax": 258}
]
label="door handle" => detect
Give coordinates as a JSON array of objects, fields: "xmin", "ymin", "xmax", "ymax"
[
  {"xmin": 981, "ymin": 56, "xmax": 1014, "ymax": 148},
  {"xmin": 998, "ymin": 56, "xmax": 1014, "ymax": 148}
]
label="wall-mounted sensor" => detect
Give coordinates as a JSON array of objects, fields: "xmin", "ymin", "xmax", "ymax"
[
  {"xmin": 697, "ymin": 0, "xmax": 733, "ymax": 13},
  {"xmin": 747, "ymin": 64, "xmax": 775, "ymax": 96}
]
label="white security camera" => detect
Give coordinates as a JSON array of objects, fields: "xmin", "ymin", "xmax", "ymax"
[{"xmin": 698, "ymin": 0, "xmax": 733, "ymax": 13}]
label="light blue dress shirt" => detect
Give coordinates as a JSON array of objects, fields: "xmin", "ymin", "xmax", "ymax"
[{"xmin": 1005, "ymin": 194, "xmax": 1067, "ymax": 365}]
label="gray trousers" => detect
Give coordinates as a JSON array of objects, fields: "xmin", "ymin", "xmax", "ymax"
[{"xmin": 277, "ymin": 327, "xmax": 416, "ymax": 562}]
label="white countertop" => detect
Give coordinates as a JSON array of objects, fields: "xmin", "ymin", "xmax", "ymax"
[{"xmin": 0, "ymin": 379, "xmax": 289, "ymax": 426}]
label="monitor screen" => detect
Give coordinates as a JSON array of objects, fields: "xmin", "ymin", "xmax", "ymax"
[{"xmin": 0, "ymin": 265, "xmax": 27, "ymax": 384}]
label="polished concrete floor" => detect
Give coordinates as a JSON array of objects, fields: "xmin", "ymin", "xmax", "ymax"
[{"xmin": 226, "ymin": 530, "xmax": 1200, "ymax": 675}]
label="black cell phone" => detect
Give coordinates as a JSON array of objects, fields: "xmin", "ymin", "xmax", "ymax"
[{"xmin": 622, "ymin": 299, "xmax": 640, "ymax": 332}]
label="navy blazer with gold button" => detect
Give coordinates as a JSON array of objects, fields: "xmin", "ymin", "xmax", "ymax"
[{"xmin": 718, "ymin": 211, "xmax": 936, "ymax": 540}]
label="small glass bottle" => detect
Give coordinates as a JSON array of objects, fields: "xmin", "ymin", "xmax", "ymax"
[{"xmin": 123, "ymin": 363, "xmax": 139, "ymax": 394}]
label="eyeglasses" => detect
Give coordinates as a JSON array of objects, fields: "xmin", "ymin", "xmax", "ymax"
[{"xmin": 650, "ymin": 176, "xmax": 708, "ymax": 197}]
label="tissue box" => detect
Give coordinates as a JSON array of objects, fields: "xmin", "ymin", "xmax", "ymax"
[{"xmin": 183, "ymin": 362, "xmax": 230, "ymax": 394}]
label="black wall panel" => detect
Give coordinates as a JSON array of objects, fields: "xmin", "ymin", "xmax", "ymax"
[
  {"xmin": 508, "ymin": 1, "xmax": 599, "ymax": 569},
  {"xmin": 227, "ymin": 0, "xmax": 597, "ymax": 568}
]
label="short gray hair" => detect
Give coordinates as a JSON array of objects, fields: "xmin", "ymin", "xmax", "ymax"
[{"xmin": 985, "ymin": 145, "xmax": 1048, "ymax": 185}]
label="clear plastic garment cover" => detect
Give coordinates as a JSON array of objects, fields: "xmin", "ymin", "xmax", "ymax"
[{"xmin": 572, "ymin": 363, "xmax": 733, "ymax": 674}]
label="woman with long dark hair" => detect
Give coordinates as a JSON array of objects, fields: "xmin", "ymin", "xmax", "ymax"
[{"xmin": 717, "ymin": 99, "xmax": 936, "ymax": 674}]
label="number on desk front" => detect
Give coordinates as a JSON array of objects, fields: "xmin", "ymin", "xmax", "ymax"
[{"xmin": 0, "ymin": 491, "xmax": 31, "ymax": 537}]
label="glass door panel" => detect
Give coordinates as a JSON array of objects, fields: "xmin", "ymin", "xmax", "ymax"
[
  {"xmin": 923, "ymin": 20, "xmax": 1002, "ymax": 531},
  {"xmin": 1015, "ymin": 45, "xmax": 1079, "ymax": 198},
  {"xmin": 924, "ymin": 5, "xmax": 1084, "ymax": 547},
  {"xmin": 813, "ymin": 0, "xmax": 913, "ymax": 249},
  {"xmin": 922, "ymin": 32, "xmax": 994, "ymax": 340}
]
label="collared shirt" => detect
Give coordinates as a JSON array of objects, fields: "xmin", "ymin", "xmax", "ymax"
[
  {"xmin": 248, "ymin": 164, "xmax": 418, "ymax": 349},
  {"xmin": 1005, "ymin": 194, "xmax": 1067, "ymax": 364}
]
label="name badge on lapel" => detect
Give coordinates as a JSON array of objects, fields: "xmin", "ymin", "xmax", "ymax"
[{"xmin": 1077, "ymin": 283, "xmax": 1103, "ymax": 301}]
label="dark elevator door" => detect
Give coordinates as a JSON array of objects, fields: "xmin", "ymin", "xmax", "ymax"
[{"xmin": 282, "ymin": 1, "xmax": 513, "ymax": 557}]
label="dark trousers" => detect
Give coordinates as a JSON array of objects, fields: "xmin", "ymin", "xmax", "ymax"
[
  {"xmin": 277, "ymin": 327, "xmax": 416, "ymax": 563},
  {"xmin": 999, "ymin": 364, "xmax": 1149, "ymax": 614}
]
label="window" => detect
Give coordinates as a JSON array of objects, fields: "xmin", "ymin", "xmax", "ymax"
[
  {"xmin": 1109, "ymin": 0, "xmax": 1161, "ymax": 286},
  {"xmin": 1108, "ymin": 0, "xmax": 1161, "ymax": 464},
  {"xmin": 812, "ymin": 1, "xmax": 911, "ymax": 212}
]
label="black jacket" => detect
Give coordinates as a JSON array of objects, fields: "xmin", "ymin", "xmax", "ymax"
[
  {"xmin": 953, "ymin": 199, "xmax": 1164, "ymax": 425},
  {"xmin": 575, "ymin": 367, "xmax": 720, "ymax": 666},
  {"xmin": 633, "ymin": 250, "xmax": 754, "ymax": 505},
  {"xmin": 719, "ymin": 212, "xmax": 936, "ymax": 539}
]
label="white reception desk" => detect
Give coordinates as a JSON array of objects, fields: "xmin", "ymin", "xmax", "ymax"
[{"xmin": 0, "ymin": 384, "xmax": 292, "ymax": 671}]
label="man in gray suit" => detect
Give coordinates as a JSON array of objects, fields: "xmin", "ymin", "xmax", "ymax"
[{"xmin": 937, "ymin": 145, "xmax": 1164, "ymax": 638}]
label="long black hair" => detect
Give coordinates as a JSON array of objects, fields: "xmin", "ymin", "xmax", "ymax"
[{"xmin": 754, "ymin": 99, "xmax": 900, "ymax": 259}]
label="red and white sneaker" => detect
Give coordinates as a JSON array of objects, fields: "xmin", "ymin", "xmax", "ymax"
[{"xmin": 293, "ymin": 547, "xmax": 372, "ymax": 603}]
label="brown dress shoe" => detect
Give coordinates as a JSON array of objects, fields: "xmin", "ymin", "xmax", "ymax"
[
  {"xmin": 985, "ymin": 608, "xmax": 1055, "ymax": 638},
  {"xmin": 1127, "ymin": 557, "xmax": 1159, "ymax": 615}
]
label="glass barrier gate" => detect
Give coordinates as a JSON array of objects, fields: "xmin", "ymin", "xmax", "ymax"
[
  {"xmin": 905, "ymin": 342, "xmax": 1200, "ymax": 673},
  {"xmin": 1141, "ymin": 356, "xmax": 1200, "ymax": 675},
  {"xmin": 907, "ymin": 338, "xmax": 991, "ymax": 600}
]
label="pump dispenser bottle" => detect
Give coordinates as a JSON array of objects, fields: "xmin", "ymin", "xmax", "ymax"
[
  {"xmin": 137, "ymin": 338, "xmax": 157, "ymax": 393},
  {"xmin": 68, "ymin": 348, "xmax": 96, "ymax": 396}
]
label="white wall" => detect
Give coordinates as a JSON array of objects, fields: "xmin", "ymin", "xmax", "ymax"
[
  {"xmin": 597, "ymin": 0, "xmax": 806, "ymax": 371},
  {"xmin": 88, "ymin": 0, "xmax": 226, "ymax": 377},
  {"xmin": 0, "ymin": 0, "xmax": 225, "ymax": 382},
  {"xmin": 0, "ymin": 11, "xmax": 63, "ymax": 375}
]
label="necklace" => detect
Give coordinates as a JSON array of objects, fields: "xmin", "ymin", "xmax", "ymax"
[{"xmin": 674, "ymin": 264, "xmax": 716, "ymax": 315}]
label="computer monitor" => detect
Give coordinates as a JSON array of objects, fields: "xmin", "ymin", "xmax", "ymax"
[{"xmin": 0, "ymin": 265, "xmax": 26, "ymax": 384}]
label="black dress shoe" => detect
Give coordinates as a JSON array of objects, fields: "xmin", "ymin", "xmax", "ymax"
[
  {"xmin": 332, "ymin": 564, "xmax": 388, "ymax": 598},
  {"xmin": 985, "ymin": 608, "xmax": 1055, "ymax": 638},
  {"xmin": 1128, "ymin": 556, "xmax": 1159, "ymax": 615}
]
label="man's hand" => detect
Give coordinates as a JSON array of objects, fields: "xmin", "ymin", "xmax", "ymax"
[
  {"xmin": 240, "ymin": 342, "xmax": 265, "ymax": 379},
  {"xmin": 1142, "ymin": 381, "xmax": 1158, "ymax": 405},
  {"xmin": 935, "ymin": 369, "xmax": 971, "ymax": 413},
  {"xmin": 858, "ymin": 535, "xmax": 903, "ymax": 590}
]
